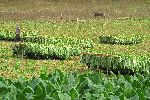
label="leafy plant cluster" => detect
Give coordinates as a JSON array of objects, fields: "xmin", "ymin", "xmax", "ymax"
[
  {"xmin": 0, "ymin": 30, "xmax": 16, "ymax": 41},
  {"xmin": 99, "ymin": 35, "xmax": 142, "ymax": 45},
  {"xmin": 22, "ymin": 36, "xmax": 94, "ymax": 48},
  {"xmin": 0, "ymin": 69, "xmax": 150, "ymax": 100},
  {"xmin": 13, "ymin": 42, "xmax": 82, "ymax": 60},
  {"xmin": 0, "ymin": 30, "xmax": 39, "ymax": 41},
  {"xmin": 0, "ymin": 29, "xmax": 94, "ymax": 48},
  {"xmin": 0, "ymin": 29, "xmax": 95, "ymax": 59},
  {"xmin": 81, "ymin": 53, "xmax": 150, "ymax": 74}
]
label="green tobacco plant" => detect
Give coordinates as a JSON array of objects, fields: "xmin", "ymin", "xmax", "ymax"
[
  {"xmin": 13, "ymin": 42, "xmax": 81, "ymax": 60},
  {"xmin": 81, "ymin": 53, "xmax": 150, "ymax": 74},
  {"xmin": 22, "ymin": 36, "xmax": 94, "ymax": 48},
  {"xmin": 0, "ymin": 29, "xmax": 95, "ymax": 48},
  {"xmin": 0, "ymin": 30, "xmax": 39, "ymax": 41},
  {"xmin": 99, "ymin": 35, "xmax": 142, "ymax": 45},
  {"xmin": 0, "ymin": 30, "xmax": 15, "ymax": 41},
  {"xmin": 0, "ymin": 69, "xmax": 150, "ymax": 100}
]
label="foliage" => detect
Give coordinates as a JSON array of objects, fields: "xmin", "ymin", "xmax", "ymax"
[
  {"xmin": 0, "ymin": 30, "xmax": 15, "ymax": 41},
  {"xmin": 0, "ymin": 30, "xmax": 39, "ymax": 41},
  {"xmin": 0, "ymin": 69, "xmax": 150, "ymax": 100},
  {"xmin": 0, "ymin": 19, "xmax": 150, "ymax": 99},
  {"xmin": 22, "ymin": 36, "xmax": 94, "ymax": 48},
  {"xmin": 13, "ymin": 42, "xmax": 81, "ymax": 60},
  {"xmin": 81, "ymin": 53, "xmax": 150, "ymax": 74},
  {"xmin": 99, "ymin": 35, "xmax": 142, "ymax": 45},
  {"xmin": 0, "ymin": 29, "xmax": 95, "ymax": 48}
]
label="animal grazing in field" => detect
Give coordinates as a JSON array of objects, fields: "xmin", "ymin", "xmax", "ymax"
[
  {"xmin": 94, "ymin": 12, "xmax": 106, "ymax": 18},
  {"xmin": 15, "ymin": 25, "xmax": 21, "ymax": 42}
]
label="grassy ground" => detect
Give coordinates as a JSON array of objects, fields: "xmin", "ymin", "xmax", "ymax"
[{"xmin": 0, "ymin": 0, "xmax": 150, "ymax": 79}]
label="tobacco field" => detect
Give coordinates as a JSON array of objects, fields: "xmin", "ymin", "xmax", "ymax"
[{"xmin": 0, "ymin": 0, "xmax": 150, "ymax": 99}]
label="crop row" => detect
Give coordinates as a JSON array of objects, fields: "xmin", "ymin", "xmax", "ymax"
[
  {"xmin": 0, "ymin": 30, "xmax": 39, "ymax": 41},
  {"xmin": 22, "ymin": 36, "xmax": 94, "ymax": 48},
  {"xmin": 0, "ymin": 29, "xmax": 94, "ymax": 48},
  {"xmin": 13, "ymin": 42, "xmax": 81, "ymax": 60},
  {"xmin": 81, "ymin": 53, "xmax": 150, "ymax": 74},
  {"xmin": 99, "ymin": 35, "xmax": 142, "ymax": 45},
  {"xmin": 0, "ymin": 69, "xmax": 150, "ymax": 100}
]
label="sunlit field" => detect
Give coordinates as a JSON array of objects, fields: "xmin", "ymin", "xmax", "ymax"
[{"xmin": 0, "ymin": 0, "xmax": 150, "ymax": 99}]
